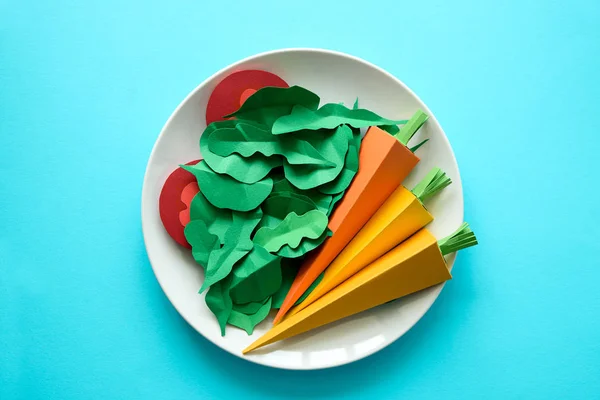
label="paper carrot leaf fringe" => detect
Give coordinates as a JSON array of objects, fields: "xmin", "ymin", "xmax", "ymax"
[
  {"xmin": 438, "ymin": 222, "xmax": 478, "ymax": 255},
  {"xmin": 409, "ymin": 138, "xmax": 429, "ymax": 153},
  {"xmin": 411, "ymin": 167, "xmax": 452, "ymax": 204},
  {"xmin": 395, "ymin": 109, "xmax": 428, "ymax": 146}
]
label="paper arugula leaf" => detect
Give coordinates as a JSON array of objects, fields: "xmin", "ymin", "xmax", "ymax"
[
  {"xmin": 200, "ymin": 209, "xmax": 262, "ymax": 292},
  {"xmin": 188, "ymin": 191, "xmax": 232, "ymax": 243},
  {"xmin": 253, "ymin": 210, "xmax": 328, "ymax": 253},
  {"xmin": 228, "ymin": 297, "xmax": 272, "ymax": 335},
  {"xmin": 205, "ymin": 280, "xmax": 233, "ymax": 336},
  {"xmin": 229, "ymin": 245, "xmax": 282, "ymax": 304},
  {"xmin": 208, "ymin": 122, "xmax": 334, "ymax": 167},
  {"xmin": 272, "ymin": 262, "xmax": 325, "ymax": 309},
  {"xmin": 224, "ymin": 86, "xmax": 320, "ymax": 127},
  {"xmin": 277, "ymin": 229, "xmax": 329, "ymax": 258},
  {"xmin": 318, "ymin": 129, "xmax": 361, "ymax": 195},
  {"xmin": 183, "ymin": 160, "xmax": 273, "ymax": 212},
  {"xmin": 183, "ymin": 219, "xmax": 220, "ymax": 267},
  {"xmin": 283, "ymin": 125, "xmax": 351, "ymax": 190},
  {"xmin": 200, "ymin": 120, "xmax": 280, "ymax": 184},
  {"xmin": 272, "ymin": 103, "xmax": 407, "ymax": 135}
]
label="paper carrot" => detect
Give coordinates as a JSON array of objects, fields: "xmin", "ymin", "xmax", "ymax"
[
  {"xmin": 272, "ymin": 110, "xmax": 429, "ymax": 324},
  {"xmin": 243, "ymin": 223, "xmax": 478, "ymax": 354},
  {"xmin": 285, "ymin": 167, "xmax": 451, "ymax": 318}
]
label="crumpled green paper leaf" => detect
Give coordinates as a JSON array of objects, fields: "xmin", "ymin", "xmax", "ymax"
[
  {"xmin": 225, "ymin": 86, "xmax": 320, "ymax": 127},
  {"xmin": 183, "ymin": 220, "xmax": 219, "ymax": 267},
  {"xmin": 200, "ymin": 120, "xmax": 280, "ymax": 184},
  {"xmin": 208, "ymin": 122, "xmax": 334, "ymax": 167},
  {"xmin": 254, "ymin": 210, "xmax": 328, "ymax": 253},
  {"xmin": 283, "ymin": 125, "xmax": 351, "ymax": 190},
  {"xmin": 260, "ymin": 192, "xmax": 319, "ymax": 226},
  {"xmin": 200, "ymin": 208, "xmax": 262, "ymax": 292},
  {"xmin": 188, "ymin": 191, "xmax": 232, "ymax": 243},
  {"xmin": 327, "ymin": 191, "xmax": 345, "ymax": 215},
  {"xmin": 318, "ymin": 128, "xmax": 361, "ymax": 195},
  {"xmin": 228, "ymin": 297, "xmax": 272, "ymax": 335},
  {"xmin": 272, "ymin": 103, "xmax": 407, "ymax": 135},
  {"xmin": 183, "ymin": 160, "xmax": 273, "ymax": 212},
  {"xmin": 272, "ymin": 262, "xmax": 326, "ymax": 309},
  {"xmin": 271, "ymin": 177, "xmax": 332, "ymax": 214},
  {"xmin": 229, "ymin": 245, "xmax": 282, "ymax": 304},
  {"xmin": 277, "ymin": 229, "xmax": 329, "ymax": 258},
  {"xmin": 205, "ymin": 280, "xmax": 233, "ymax": 336},
  {"xmin": 232, "ymin": 296, "xmax": 270, "ymax": 314}
]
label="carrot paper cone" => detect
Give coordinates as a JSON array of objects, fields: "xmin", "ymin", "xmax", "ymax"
[
  {"xmin": 243, "ymin": 223, "xmax": 477, "ymax": 354},
  {"xmin": 285, "ymin": 167, "xmax": 451, "ymax": 319},
  {"xmin": 272, "ymin": 110, "xmax": 429, "ymax": 324}
]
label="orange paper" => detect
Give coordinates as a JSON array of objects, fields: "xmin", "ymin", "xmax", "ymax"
[
  {"xmin": 287, "ymin": 186, "xmax": 433, "ymax": 317},
  {"xmin": 244, "ymin": 229, "xmax": 451, "ymax": 353},
  {"xmin": 272, "ymin": 127, "xmax": 420, "ymax": 324}
]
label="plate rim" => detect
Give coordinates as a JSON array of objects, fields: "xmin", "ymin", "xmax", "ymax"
[{"xmin": 141, "ymin": 47, "xmax": 464, "ymax": 370}]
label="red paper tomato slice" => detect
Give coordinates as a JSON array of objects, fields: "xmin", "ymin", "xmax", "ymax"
[
  {"xmin": 159, "ymin": 160, "xmax": 201, "ymax": 248},
  {"xmin": 205, "ymin": 70, "xmax": 288, "ymax": 125}
]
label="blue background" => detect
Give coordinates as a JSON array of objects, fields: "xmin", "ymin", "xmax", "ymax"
[{"xmin": 2, "ymin": 0, "xmax": 599, "ymax": 398}]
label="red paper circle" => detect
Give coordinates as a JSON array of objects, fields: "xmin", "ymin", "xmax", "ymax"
[
  {"xmin": 159, "ymin": 160, "xmax": 201, "ymax": 248},
  {"xmin": 205, "ymin": 70, "xmax": 288, "ymax": 125}
]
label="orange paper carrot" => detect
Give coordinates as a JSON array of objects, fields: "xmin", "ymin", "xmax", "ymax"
[
  {"xmin": 272, "ymin": 110, "xmax": 429, "ymax": 324},
  {"xmin": 243, "ymin": 223, "xmax": 477, "ymax": 353},
  {"xmin": 285, "ymin": 167, "xmax": 451, "ymax": 318}
]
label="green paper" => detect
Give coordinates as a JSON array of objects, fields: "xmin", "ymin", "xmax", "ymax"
[
  {"xmin": 327, "ymin": 191, "xmax": 345, "ymax": 215},
  {"xmin": 283, "ymin": 125, "xmax": 351, "ymax": 190},
  {"xmin": 352, "ymin": 98, "xmax": 359, "ymax": 110},
  {"xmin": 272, "ymin": 103, "xmax": 407, "ymax": 135},
  {"xmin": 205, "ymin": 280, "xmax": 233, "ymax": 336},
  {"xmin": 232, "ymin": 297, "xmax": 270, "ymax": 314},
  {"xmin": 253, "ymin": 210, "xmax": 329, "ymax": 253},
  {"xmin": 208, "ymin": 122, "xmax": 334, "ymax": 167},
  {"xmin": 272, "ymin": 263, "xmax": 325, "ymax": 309},
  {"xmin": 271, "ymin": 178, "xmax": 332, "ymax": 214},
  {"xmin": 395, "ymin": 109, "xmax": 428, "ymax": 146},
  {"xmin": 225, "ymin": 86, "xmax": 320, "ymax": 127},
  {"xmin": 183, "ymin": 220, "xmax": 219, "ymax": 267},
  {"xmin": 438, "ymin": 222, "xmax": 478, "ymax": 255},
  {"xmin": 379, "ymin": 124, "xmax": 400, "ymax": 135},
  {"xmin": 277, "ymin": 229, "xmax": 329, "ymax": 259},
  {"xmin": 200, "ymin": 209, "xmax": 262, "ymax": 292},
  {"xmin": 260, "ymin": 192, "xmax": 319, "ymax": 226},
  {"xmin": 228, "ymin": 297, "xmax": 272, "ymax": 335},
  {"xmin": 409, "ymin": 138, "xmax": 429, "ymax": 153},
  {"xmin": 188, "ymin": 191, "xmax": 232, "ymax": 243},
  {"xmin": 318, "ymin": 128, "xmax": 361, "ymax": 195},
  {"xmin": 201, "ymin": 120, "xmax": 279, "ymax": 184},
  {"xmin": 411, "ymin": 167, "xmax": 452, "ymax": 204},
  {"xmin": 183, "ymin": 160, "xmax": 273, "ymax": 212},
  {"xmin": 229, "ymin": 245, "xmax": 282, "ymax": 304}
]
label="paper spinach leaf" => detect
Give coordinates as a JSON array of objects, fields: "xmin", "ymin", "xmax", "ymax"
[{"xmin": 253, "ymin": 210, "xmax": 328, "ymax": 253}]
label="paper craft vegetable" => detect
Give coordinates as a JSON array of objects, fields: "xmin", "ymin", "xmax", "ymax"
[
  {"xmin": 159, "ymin": 159, "xmax": 201, "ymax": 248},
  {"xmin": 286, "ymin": 167, "xmax": 451, "ymax": 318},
  {"xmin": 272, "ymin": 109, "xmax": 429, "ymax": 324},
  {"xmin": 205, "ymin": 70, "xmax": 288, "ymax": 125},
  {"xmin": 243, "ymin": 223, "xmax": 478, "ymax": 354}
]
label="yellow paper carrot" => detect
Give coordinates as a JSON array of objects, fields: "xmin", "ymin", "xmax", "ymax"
[
  {"xmin": 243, "ymin": 223, "xmax": 477, "ymax": 354},
  {"xmin": 285, "ymin": 167, "xmax": 451, "ymax": 319}
]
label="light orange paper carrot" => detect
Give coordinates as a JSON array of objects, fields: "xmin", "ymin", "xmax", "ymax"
[
  {"xmin": 285, "ymin": 167, "xmax": 451, "ymax": 318},
  {"xmin": 244, "ymin": 224, "xmax": 477, "ymax": 354},
  {"xmin": 272, "ymin": 110, "xmax": 429, "ymax": 324}
]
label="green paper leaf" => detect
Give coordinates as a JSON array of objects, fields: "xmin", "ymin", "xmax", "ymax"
[
  {"xmin": 232, "ymin": 297, "xmax": 270, "ymax": 314},
  {"xmin": 254, "ymin": 210, "xmax": 328, "ymax": 253},
  {"xmin": 208, "ymin": 122, "xmax": 334, "ymax": 167},
  {"xmin": 225, "ymin": 86, "xmax": 320, "ymax": 127},
  {"xmin": 272, "ymin": 103, "xmax": 407, "ymax": 135},
  {"xmin": 283, "ymin": 125, "xmax": 351, "ymax": 190},
  {"xmin": 183, "ymin": 220, "xmax": 220, "ymax": 268},
  {"xmin": 228, "ymin": 297, "xmax": 272, "ymax": 335},
  {"xmin": 277, "ymin": 229, "xmax": 329, "ymax": 258},
  {"xmin": 200, "ymin": 120, "xmax": 280, "ymax": 184},
  {"xmin": 200, "ymin": 209, "xmax": 262, "ymax": 292},
  {"xmin": 260, "ymin": 192, "xmax": 320, "ymax": 227},
  {"xmin": 395, "ymin": 109, "xmax": 428, "ymax": 146},
  {"xmin": 352, "ymin": 98, "xmax": 359, "ymax": 110},
  {"xmin": 327, "ymin": 191, "xmax": 345, "ymax": 216},
  {"xmin": 188, "ymin": 191, "xmax": 232, "ymax": 243},
  {"xmin": 183, "ymin": 160, "xmax": 273, "ymax": 212},
  {"xmin": 229, "ymin": 245, "xmax": 282, "ymax": 304},
  {"xmin": 438, "ymin": 222, "xmax": 478, "ymax": 255},
  {"xmin": 318, "ymin": 129, "xmax": 361, "ymax": 195},
  {"xmin": 379, "ymin": 124, "xmax": 400, "ymax": 135},
  {"xmin": 272, "ymin": 262, "xmax": 325, "ymax": 309},
  {"xmin": 409, "ymin": 138, "xmax": 429, "ymax": 153},
  {"xmin": 411, "ymin": 167, "xmax": 452, "ymax": 204},
  {"xmin": 271, "ymin": 178, "xmax": 332, "ymax": 214},
  {"xmin": 205, "ymin": 280, "xmax": 233, "ymax": 336}
]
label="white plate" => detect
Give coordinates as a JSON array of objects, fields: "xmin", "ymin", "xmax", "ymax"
[{"xmin": 141, "ymin": 48, "xmax": 464, "ymax": 370}]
